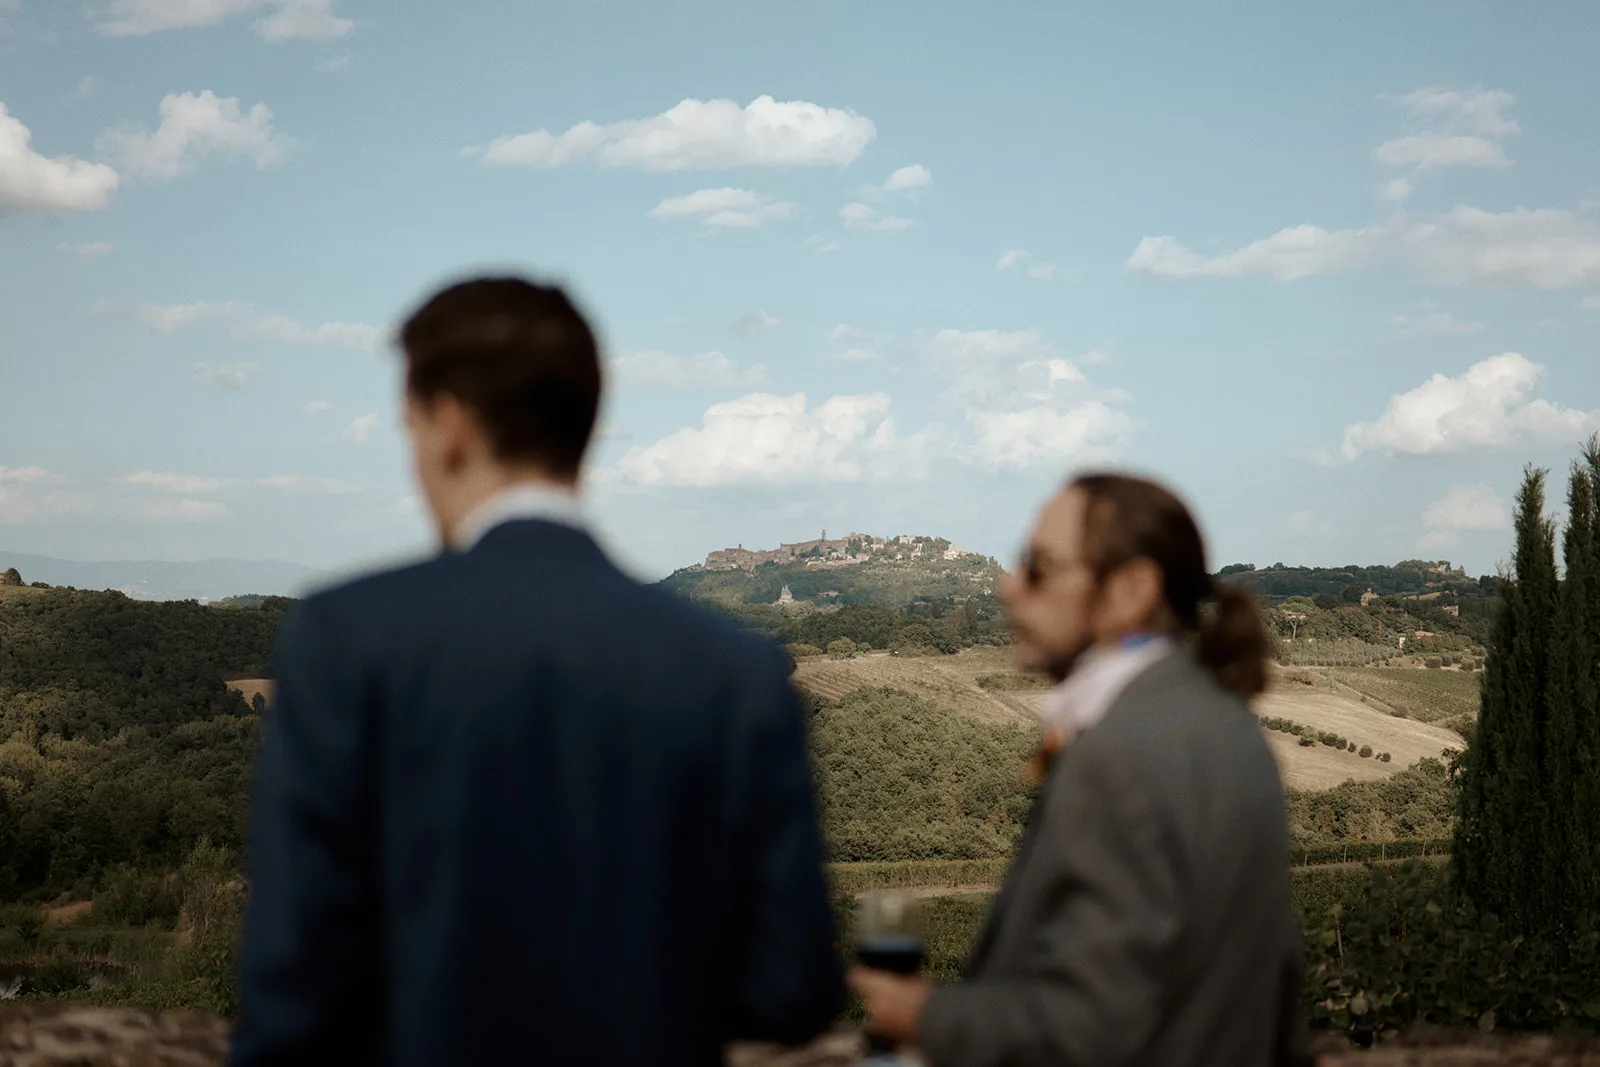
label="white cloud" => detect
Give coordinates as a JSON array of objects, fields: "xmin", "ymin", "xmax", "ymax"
[
  {"xmin": 115, "ymin": 299, "xmax": 383, "ymax": 349},
  {"xmin": 965, "ymin": 402, "xmax": 1134, "ymax": 471},
  {"xmin": 0, "ymin": 104, "xmax": 120, "ymax": 216},
  {"xmin": 1423, "ymin": 484, "xmax": 1508, "ymax": 532},
  {"xmin": 1126, "ymin": 224, "xmax": 1378, "ymax": 282},
  {"xmin": 93, "ymin": 0, "xmax": 352, "ymax": 39},
  {"xmin": 1381, "ymin": 178, "xmax": 1414, "ymax": 203},
  {"xmin": 474, "ymin": 95, "xmax": 875, "ymax": 172},
  {"xmin": 926, "ymin": 329, "xmax": 1136, "ymax": 470},
  {"xmin": 72, "ymin": 77, "xmax": 97, "ymax": 101},
  {"xmin": 646, "ymin": 187, "xmax": 795, "ymax": 230},
  {"xmin": 1339, "ymin": 353, "xmax": 1600, "ymax": 459},
  {"xmin": 883, "ymin": 163, "xmax": 932, "ymax": 192},
  {"xmin": 235, "ymin": 313, "xmax": 384, "ymax": 350},
  {"xmin": 1374, "ymin": 134, "xmax": 1509, "ymax": 170},
  {"xmin": 57, "ymin": 241, "xmax": 114, "ymax": 259},
  {"xmin": 0, "ymin": 465, "xmax": 51, "ymax": 483},
  {"xmin": 1396, "ymin": 86, "xmax": 1519, "ymax": 138},
  {"xmin": 97, "ymin": 90, "xmax": 293, "ymax": 179},
  {"xmin": 194, "ymin": 361, "xmax": 260, "ymax": 390},
  {"xmin": 257, "ymin": 474, "xmax": 358, "ymax": 494},
  {"xmin": 1400, "ymin": 206, "xmax": 1600, "ymax": 289},
  {"xmin": 113, "ymin": 470, "xmax": 226, "ymax": 493},
  {"xmin": 303, "ymin": 400, "xmax": 331, "ymax": 417},
  {"xmin": 613, "ymin": 392, "xmax": 895, "ymax": 486},
  {"xmin": 840, "ymin": 201, "xmax": 912, "ymax": 232},
  {"xmin": 316, "ymin": 53, "xmax": 351, "ymax": 73},
  {"xmin": 826, "ymin": 323, "xmax": 867, "ymax": 342},
  {"xmin": 612, "ymin": 350, "xmax": 765, "ymax": 389},
  {"xmin": 133, "ymin": 300, "xmax": 243, "ymax": 331},
  {"xmin": 995, "ymin": 248, "xmax": 1058, "ymax": 281},
  {"xmin": 1129, "ymin": 206, "xmax": 1600, "ymax": 290},
  {"xmin": 343, "ymin": 412, "xmax": 378, "ymax": 443},
  {"xmin": 252, "ymin": 0, "xmax": 351, "ymax": 40},
  {"xmin": 1376, "ymin": 87, "xmax": 1519, "ymax": 178},
  {"xmin": 1388, "ymin": 311, "xmax": 1485, "ymax": 336},
  {"xmin": 731, "ymin": 310, "xmax": 778, "ymax": 339}
]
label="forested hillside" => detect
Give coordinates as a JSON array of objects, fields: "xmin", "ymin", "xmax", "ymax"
[{"xmin": 0, "ymin": 589, "xmax": 285, "ymax": 902}]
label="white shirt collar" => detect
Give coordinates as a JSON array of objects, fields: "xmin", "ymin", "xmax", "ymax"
[
  {"xmin": 1041, "ymin": 634, "xmax": 1177, "ymax": 741},
  {"xmin": 453, "ymin": 483, "xmax": 586, "ymax": 551}
]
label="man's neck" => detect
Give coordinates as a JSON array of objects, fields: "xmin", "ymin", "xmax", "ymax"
[{"xmin": 445, "ymin": 473, "xmax": 579, "ymax": 549}]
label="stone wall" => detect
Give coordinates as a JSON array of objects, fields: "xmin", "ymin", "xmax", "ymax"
[{"xmin": 5, "ymin": 1008, "xmax": 1597, "ymax": 1066}]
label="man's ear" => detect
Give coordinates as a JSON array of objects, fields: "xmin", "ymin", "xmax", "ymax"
[
  {"xmin": 1103, "ymin": 557, "xmax": 1166, "ymax": 630},
  {"xmin": 433, "ymin": 395, "xmax": 482, "ymax": 473}
]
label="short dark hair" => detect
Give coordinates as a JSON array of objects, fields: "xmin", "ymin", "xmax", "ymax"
[{"xmin": 399, "ymin": 276, "xmax": 602, "ymax": 479}]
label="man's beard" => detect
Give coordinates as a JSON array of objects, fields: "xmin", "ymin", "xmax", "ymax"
[{"xmin": 1042, "ymin": 636, "xmax": 1097, "ymax": 685}]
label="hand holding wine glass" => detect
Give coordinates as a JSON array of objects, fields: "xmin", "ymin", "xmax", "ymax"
[{"xmin": 849, "ymin": 890, "xmax": 933, "ymax": 1062}]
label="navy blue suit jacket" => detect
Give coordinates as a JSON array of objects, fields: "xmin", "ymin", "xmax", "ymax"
[{"xmin": 231, "ymin": 520, "xmax": 843, "ymax": 1066}]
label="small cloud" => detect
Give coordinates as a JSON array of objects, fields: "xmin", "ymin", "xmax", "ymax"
[
  {"xmin": 804, "ymin": 235, "xmax": 842, "ymax": 253},
  {"xmin": 1381, "ymin": 177, "xmax": 1414, "ymax": 203},
  {"xmin": 254, "ymin": 0, "xmax": 353, "ymax": 42},
  {"xmin": 1079, "ymin": 347, "xmax": 1112, "ymax": 366},
  {"xmin": 57, "ymin": 241, "xmax": 114, "ymax": 259},
  {"xmin": 113, "ymin": 470, "xmax": 226, "ymax": 493},
  {"xmin": 72, "ymin": 76, "xmax": 96, "ymax": 101},
  {"xmin": 472, "ymin": 95, "xmax": 876, "ymax": 172},
  {"xmin": 257, "ymin": 474, "xmax": 359, "ymax": 494},
  {"xmin": 0, "ymin": 102, "xmax": 120, "ymax": 216},
  {"xmin": 195, "ymin": 361, "xmax": 260, "ymax": 390},
  {"xmin": 316, "ymin": 53, "xmax": 351, "ymax": 73},
  {"xmin": 612, "ymin": 350, "xmax": 765, "ymax": 389},
  {"xmin": 648, "ymin": 187, "xmax": 795, "ymax": 230},
  {"xmin": 730, "ymin": 310, "xmax": 778, "ymax": 340},
  {"xmin": 995, "ymin": 248, "xmax": 1058, "ymax": 281},
  {"xmin": 834, "ymin": 347, "xmax": 884, "ymax": 362},
  {"xmin": 883, "ymin": 164, "xmax": 932, "ymax": 192},
  {"xmin": 343, "ymin": 412, "xmax": 379, "ymax": 443},
  {"xmin": 303, "ymin": 400, "xmax": 332, "ymax": 417},
  {"xmin": 1388, "ymin": 311, "xmax": 1486, "ymax": 336},
  {"xmin": 97, "ymin": 90, "xmax": 294, "ymax": 180},
  {"xmin": 827, "ymin": 323, "xmax": 868, "ymax": 342},
  {"xmin": 840, "ymin": 201, "xmax": 912, "ymax": 232},
  {"xmin": 1423, "ymin": 484, "xmax": 1507, "ymax": 532}
]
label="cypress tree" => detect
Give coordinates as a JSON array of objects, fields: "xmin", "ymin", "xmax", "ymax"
[
  {"xmin": 1455, "ymin": 465, "xmax": 1561, "ymax": 926},
  {"xmin": 1549, "ymin": 459, "xmax": 1595, "ymax": 923}
]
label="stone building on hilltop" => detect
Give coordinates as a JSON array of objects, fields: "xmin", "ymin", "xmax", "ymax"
[{"xmin": 1, "ymin": 567, "xmax": 22, "ymax": 587}]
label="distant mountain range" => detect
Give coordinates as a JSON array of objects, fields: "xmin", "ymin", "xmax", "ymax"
[{"xmin": 0, "ymin": 551, "xmax": 331, "ymax": 603}]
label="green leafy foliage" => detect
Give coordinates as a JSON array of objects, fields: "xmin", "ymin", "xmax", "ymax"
[
  {"xmin": 809, "ymin": 687, "xmax": 1038, "ymax": 861},
  {"xmin": 1304, "ymin": 862, "xmax": 1600, "ymax": 1043},
  {"xmin": 1285, "ymin": 758, "xmax": 1456, "ymax": 846}
]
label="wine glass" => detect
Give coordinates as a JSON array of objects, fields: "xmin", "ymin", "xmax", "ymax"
[{"xmin": 854, "ymin": 889, "xmax": 925, "ymax": 1061}]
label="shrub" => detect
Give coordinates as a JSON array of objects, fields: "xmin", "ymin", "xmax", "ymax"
[
  {"xmin": 1299, "ymin": 736, "xmax": 1316, "ymax": 747},
  {"xmin": 1303, "ymin": 862, "xmax": 1600, "ymax": 1042},
  {"xmin": 92, "ymin": 865, "xmax": 182, "ymax": 928},
  {"xmin": 1347, "ymin": 741, "xmax": 1357, "ymax": 752},
  {"xmin": 1359, "ymin": 745, "xmax": 1373, "ymax": 758},
  {"xmin": 787, "ymin": 643, "xmax": 824, "ymax": 659},
  {"xmin": 826, "ymin": 638, "xmax": 857, "ymax": 659},
  {"xmin": 1425, "ymin": 656, "xmax": 1442, "ymax": 669},
  {"xmin": 1380, "ymin": 752, "xmax": 1392, "ymax": 762}
]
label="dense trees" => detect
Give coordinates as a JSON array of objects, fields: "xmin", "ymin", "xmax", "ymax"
[
  {"xmin": 0, "ymin": 589, "xmax": 281, "ymax": 902},
  {"xmin": 1455, "ymin": 438, "xmax": 1600, "ymax": 938}
]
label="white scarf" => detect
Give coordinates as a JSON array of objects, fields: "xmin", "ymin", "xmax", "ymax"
[{"xmin": 1039, "ymin": 634, "xmax": 1177, "ymax": 743}]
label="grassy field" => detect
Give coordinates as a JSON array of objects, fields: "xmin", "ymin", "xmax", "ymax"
[
  {"xmin": 793, "ymin": 647, "xmax": 1042, "ymax": 724},
  {"xmin": 1324, "ymin": 667, "xmax": 1481, "ymax": 725},
  {"xmin": 1254, "ymin": 681, "xmax": 1465, "ymax": 789}
]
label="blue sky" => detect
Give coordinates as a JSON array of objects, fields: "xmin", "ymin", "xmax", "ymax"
[{"xmin": 2, "ymin": 0, "xmax": 1598, "ymax": 585}]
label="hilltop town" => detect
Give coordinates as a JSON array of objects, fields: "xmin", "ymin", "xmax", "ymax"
[{"xmin": 694, "ymin": 531, "xmax": 985, "ymax": 573}]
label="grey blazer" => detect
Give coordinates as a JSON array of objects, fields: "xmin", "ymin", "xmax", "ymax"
[{"xmin": 917, "ymin": 651, "xmax": 1313, "ymax": 1067}]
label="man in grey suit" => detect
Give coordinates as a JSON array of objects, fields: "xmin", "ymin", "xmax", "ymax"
[{"xmin": 851, "ymin": 473, "xmax": 1313, "ymax": 1067}]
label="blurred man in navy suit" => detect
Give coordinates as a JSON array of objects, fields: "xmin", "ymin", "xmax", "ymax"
[{"xmin": 232, "ymin": 277, "xmax": 843, "ymax": 1067}]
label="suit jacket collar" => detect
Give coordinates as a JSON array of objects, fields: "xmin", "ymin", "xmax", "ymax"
[{"xmin": 469, "ymin": 518, "xmax": 609, "ymax": 567}]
